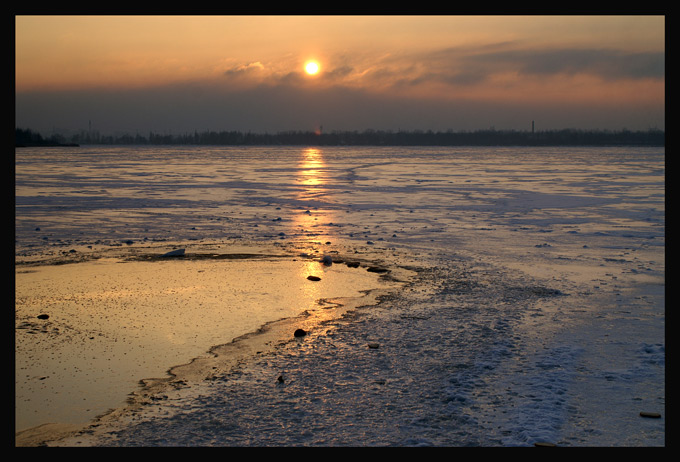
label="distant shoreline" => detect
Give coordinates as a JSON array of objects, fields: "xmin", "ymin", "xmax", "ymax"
[
  {"xmin": 16, "ymin": 127, "xmax": 664, "ymax": 148},
  {"xmin": 16, "ymin": 143, "xmax": 80, "ymax": 148}
]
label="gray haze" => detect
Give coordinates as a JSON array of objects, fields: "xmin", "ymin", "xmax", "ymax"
[
  {"xmin": 16, "ymin": 44, "xmax": 665, "ymax": 137},
  {"xmin": 16, "ymin": 80, "xmax": 664, "ymax": 138}
]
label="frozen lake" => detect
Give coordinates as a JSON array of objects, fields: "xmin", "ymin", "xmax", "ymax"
[{"xmin": 15, "ymin": 145, "xmax": 664, "ymax": 446}]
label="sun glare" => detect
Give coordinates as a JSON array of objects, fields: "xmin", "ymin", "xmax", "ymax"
[{"xmin": 305, "ymin": 61, "xmax": 320, "ymax": 75}]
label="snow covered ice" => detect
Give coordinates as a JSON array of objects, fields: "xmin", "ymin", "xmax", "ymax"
[{"xmin": 15, "ymin": 145, "xmax": 664, "ymax": 446}]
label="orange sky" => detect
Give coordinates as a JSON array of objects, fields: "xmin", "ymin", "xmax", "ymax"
[{"xmin": 15, "ymin": 15, "xmax": 665, "ymax": 134}]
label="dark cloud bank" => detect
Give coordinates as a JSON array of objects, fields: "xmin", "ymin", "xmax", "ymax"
[
  {"xmin": 16, "ymin": 83, "xmax": 663, "ymax": 137},
  {"xmin": 16, "ymin": 47, "xmax": 664, "ymax": 136}
]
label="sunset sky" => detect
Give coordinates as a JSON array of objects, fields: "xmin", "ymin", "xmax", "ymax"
[{"xmin": 15, "ymin": 15, "xmax": 665, "ymax": 136}]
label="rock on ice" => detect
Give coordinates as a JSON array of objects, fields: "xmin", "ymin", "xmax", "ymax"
[{"xmin": 161, "ymin": 248, "xmax": 186, "ymax": 257}]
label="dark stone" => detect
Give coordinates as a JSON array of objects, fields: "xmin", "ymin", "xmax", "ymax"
[
  {"xmin": 294, "ymin": 328, "xmax": 307, "ymax": 337},
  {"xmin": 37, "ymin": 314, "xmax": 49, "ymax": 320},
  {"xmin": 346, "ymin": 262, "xmax": 360, "ymax": 268},
  {"xmin": 307, "ymin": 275, "xmax": 321, "ymax": 281},
  {"xmin": 529, "ymin": 286, "xmax": 563, "ymax": 297},
  {"xmin": 367, "ymin": 266, "xmax": 389, "ymax": 273},
  {"xmin": 161, "ymin": 248, "xmax": 185, "ymax": 258}
]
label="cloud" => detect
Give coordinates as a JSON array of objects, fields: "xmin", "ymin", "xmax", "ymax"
[
  {"xmin": 321, "ymin": 65, "xmax": 354, "ymax": 80},
  {"xmin": 15, "ymin": 43, "xmax": 665, "ymax": 136},
  {"xmin": 437, "ymin": 45, "xmax": 663, "ymax": 84},
  {"xmin": 465, "ymin": 48, "xmax": 665, "ymax": 81},
  {"xmin": 216, "ymin": 44, "xmax": 665, "ymax": 104},
  {"xmin": 224, "ymin": 61, "xmax": 265, "ymax": 76},
  {"xmin": 15, "ymin": 71, "xmax": 665, "ymax": 137}
]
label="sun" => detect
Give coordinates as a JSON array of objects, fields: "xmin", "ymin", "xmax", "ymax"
[{"xmin": 304, "ymin": 60, "xmax": 320, "ymax": 75}]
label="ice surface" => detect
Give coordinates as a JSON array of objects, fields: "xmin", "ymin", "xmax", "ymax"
[
  {"xmin": 15, "ymin": 145, "xmax": 664, "ymax": 446},
  {"xmin": 15, "ymin": 250, "xmax": 393, "ymax": 432}
]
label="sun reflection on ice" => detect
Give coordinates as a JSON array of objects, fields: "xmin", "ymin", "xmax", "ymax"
[
  {"xmin": 292, "ymin": 148, "xmax": 336, "ymax": 254},
  {"xmin": 298, "ymin": 258, "xmax": 326, "ymax": 300},
  {"xmin": 298, "ymin": 147, "xmax": 325, "ymax": 189}
]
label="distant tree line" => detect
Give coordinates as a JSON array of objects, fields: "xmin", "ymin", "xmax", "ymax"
[
  {"xmin": 16, "ymin": 127, "xmax": 664, "ymax": 147},
  {"xmin": 15, "ymin": 128, "xmax": 79, "ymax": 147}
]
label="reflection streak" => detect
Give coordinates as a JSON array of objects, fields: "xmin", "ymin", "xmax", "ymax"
[{"xmin": 292, "ymin": 148, "xmax": 335, "ymax": 252}]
